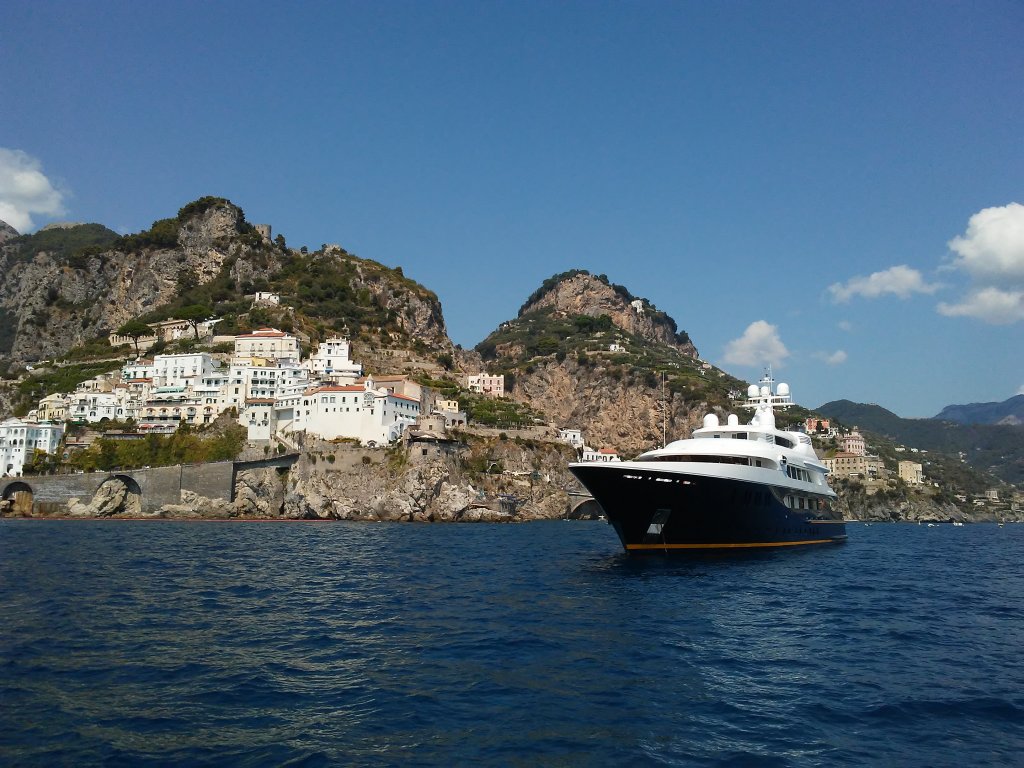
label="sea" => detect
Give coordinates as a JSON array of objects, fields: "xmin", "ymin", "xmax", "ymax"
[{"xmin": 1, "ymin": 519, "xmax": 1022, "ymax": 767}]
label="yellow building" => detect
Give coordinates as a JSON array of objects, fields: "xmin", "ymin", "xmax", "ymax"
[
  {"xmin": 898, "ymin": 460, "xmax": 924, "ymax": 485},
  {"xmin": 823, "ymin": 452, "xmax": 883, "ymax": 480}
]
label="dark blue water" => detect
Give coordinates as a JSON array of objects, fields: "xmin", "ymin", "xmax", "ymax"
[{"xmin": 2, "ymin": 520, "xmax": 1022, "ymax": 767}]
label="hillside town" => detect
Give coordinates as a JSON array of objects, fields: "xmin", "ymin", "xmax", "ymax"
[
  {"xmin": 1, "ymin": 312, "xmax": 1017, "ymax": 520},
  {"xmin": 2, "ymin": 315, "xmax": 478, "ymax": 476}
]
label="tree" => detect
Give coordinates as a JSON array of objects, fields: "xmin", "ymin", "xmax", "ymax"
[
  {"xmin": 116, "ymin": 320, "xmax": 153, "ymax": 356},
  {"xmin": 178, "ymin": 304, "xmax": 211, "ymax": 339}
]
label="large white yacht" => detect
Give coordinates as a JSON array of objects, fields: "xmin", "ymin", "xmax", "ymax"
[{"xmin": 569, "ymin": 373, "xmax": 847, "ymax": 553}]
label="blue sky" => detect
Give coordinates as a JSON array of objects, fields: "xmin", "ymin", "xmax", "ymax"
[{"xmin": 2, "ymin": 1, "xmax": 1022, "ymax": 417}]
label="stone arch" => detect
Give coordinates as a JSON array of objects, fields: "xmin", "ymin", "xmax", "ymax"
[
  {"xmin": 2, "ymin": 481, "xmax": 35, "ymax": 516},
  {"xmin": 568, "ymin": 498, "xmax": 605, "ymax": 520},
  {"xmin": 92, "ymin": 474, "xmax": 143, "ymax": 517}
]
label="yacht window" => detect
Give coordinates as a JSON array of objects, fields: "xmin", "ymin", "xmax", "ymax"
[
  {"xmin": 734, "ymin": 433, "xmax": 748, "ymax": 440},
  {"xmin": 647, "ymin": 455, "xmax": 753, "ymax": 465}
]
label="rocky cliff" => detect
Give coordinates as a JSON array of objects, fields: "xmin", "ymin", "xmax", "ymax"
[
  {"xmin": 10, "ymin": 439, "xmax": 577, "ymax": 522},
  {"xmin": 518, "ymin": 270, "xmax": 697, "ymax": 356},
  {"xmin": 0, "ymin": 201, "xmax": 261, "ymax": 362},
  {"xmin": 476, "ymin": 270, "xmax": 741, "ymax": 457},
  {"xmin": 0, "ymin": 199, "xmax": 453, "ymax": 366},
  {"xmin": 0, "ymin": 220, "xmax": 19, "ymax": 245}
]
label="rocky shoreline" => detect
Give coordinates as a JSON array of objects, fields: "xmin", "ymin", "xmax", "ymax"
[{"xmin": 3, "ymin": 440, "xmax": 1018, "ymax": 524}]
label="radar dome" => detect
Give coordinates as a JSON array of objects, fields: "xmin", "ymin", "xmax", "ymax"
[
  {"xmin": 760, "ymin": 385, "xmax": 770, "ymax": 397},
  {"xmin": 727, "ymin": 414, "xmax": 739, "ymax": 426},
  {"xmin": 777, "ymin": 383, "xmax": 790, "ymax": 396},
  {"xmin": 747, "ymin": 384, "xmax": 760, "ymax": 398},
  {"xmin": 703, "ymin": 414, "xmax": 719, "ymax": 428}
]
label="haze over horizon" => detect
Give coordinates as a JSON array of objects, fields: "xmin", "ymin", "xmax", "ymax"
[{"xmin": 2, "ymin": 1, "xmax": 1022, "ymax": 418}]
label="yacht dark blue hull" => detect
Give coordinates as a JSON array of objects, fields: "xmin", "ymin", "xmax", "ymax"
[{"xmin": 570, "ymin": 463, "xmax": 847, "ymax": 553}]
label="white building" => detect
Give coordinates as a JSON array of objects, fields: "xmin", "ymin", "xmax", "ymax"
[
  {"xmin": 467, "ymin": 373, "xmax": 505, "ymax": 398},
  {"xmin": 152, "ymin": 353, "xmax": 220, "ymax": 389},
  {"xmin": 234, "ymin": 328, "xmax": 300, "ymax": 364},
  {"xmin": 222, "ymin": 360, "xmax": 310, "ymax": 413},
  {"xmin": 1, "ymin": 419, "xmax": 64, "ymax": 477},
  {"xmin": 306, "ymin": 336, "xmax": 362, "ymax": 382},
  {"xmin": 122, "ymin": 360, "xmax": 156, "ymax": 381},
  {"xmin": 244, "ymin": 399, "xmax": 276, "ymax": 441},
  {"xmin": 251, "ymin": 292, "xmax": 280, "ymax": 306},
  {"xmin": 67, "ymin": 391, "xmax": 122, "ymax": 423},
  {"xmin": 582, "ymin": 447, "xmax": 620, "ymax": 462},
  {"xmin": 286, "ymin": 382, "xmax": 421, "ymax": 446},
  {"xmin": 558, "ymin": 428, "xmax": 584, "ymax": 449}
]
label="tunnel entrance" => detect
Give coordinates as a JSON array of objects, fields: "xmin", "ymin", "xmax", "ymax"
[
  {"xmin": 93, "ymin": 475, "xmax": 144, "ymax": 516},
  {"xmin": 1, "ymin": 481, "xmax": 34, "ymax": 516}
]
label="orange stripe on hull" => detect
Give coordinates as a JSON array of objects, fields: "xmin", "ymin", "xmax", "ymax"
[{"xmin": 626, "ymin": 538, "xmax": 840, "ymax": 550}]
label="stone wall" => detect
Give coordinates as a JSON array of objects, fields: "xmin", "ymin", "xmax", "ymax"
[{"xmin": 1, "ymin": 461, "xmax": 236, "ymax": 514}]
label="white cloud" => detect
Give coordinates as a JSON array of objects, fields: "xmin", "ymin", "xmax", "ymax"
[
  {"xmin": 0, "ymin": 148, "xmax": 67, "ymax": 232},
  {"xmin": 828, "ymin": 265, "xmax": 939, "ymax": 303},
  {"xmin": 837, "ymin": 320, "xmax": 852, "ymax": 332},
  {"xmin": 937, "ymin": 287, "xmax": 1024, "ymax": 325},
  {"xmin": 1017, "ymin": 384, "xmax": 1024, "ymax": 396},
  {"xmin": 723, "ymin": 321, "xmax": 790, "ymax": 368},
  {"xmin": 819, "ymin": 350, "xmax": 848, "ymax": 365},
  {"xmin": 947, "ymin": 202, "xmax": 1024, "ymax": 283},
  {"xmin": 939, "ymin": 203, "xmax": 1024, "ymax": 324}
]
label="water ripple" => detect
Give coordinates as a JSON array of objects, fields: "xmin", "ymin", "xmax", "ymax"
[{"xmin": 2, "ymin": 520, "xmax": 1023, "ymax": 766}]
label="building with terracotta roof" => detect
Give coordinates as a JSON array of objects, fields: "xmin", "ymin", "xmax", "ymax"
[
  {"xmin": 582, "ymin": 447, "xmax": 620, "ymax": 463},
  {"xmin": 279, "ymin": 381, "xmax": 420, "ymax": 445},
  {"xmin": 839, "ymin": 428, "xmax": 866, "ymax": 456}
]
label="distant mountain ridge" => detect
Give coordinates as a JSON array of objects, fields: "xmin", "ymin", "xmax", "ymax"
[
  {"xmin": 816, "ymin": 399, "xmax": 1023, "ymax": 486},
  {"xmin": 934, "ymin": 394, "xmax": 1024, "ymax": 426}
]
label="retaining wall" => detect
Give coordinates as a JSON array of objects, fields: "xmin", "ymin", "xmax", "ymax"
[{"xmin": 1, "ymin": 461, "xmax": 236, "ymax": 514}]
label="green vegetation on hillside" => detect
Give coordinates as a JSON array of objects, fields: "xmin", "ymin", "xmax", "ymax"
[
  {"xmin": 5, "ymin": 224, "xmax": 120, "ymax": 267},
  {"xmin": 462, "ymin": 393, "xmax": 544, "ymax": 429},
  {"xmin": 414, "ymin": 374, "xmax": 546, "ymax": 428},
  {"xmin": 270, "ymin": 249, "xmax": 434, "ymax": 342},
  {"xmin": 61, "ymin": 423, "xmax": 247, "ymax": 473},
  {"xmin": 517, "ymin": 269, "xmax": 690, "ymax": 346},
  {"xmin": 12, "ymin": 361, "xmax": 124, "ymax": 416},
  {"xmin": 818, "ymin": 399, "xmax": 1023, "ymax": 486},
  {"xmin": 476, "ymin": 304, "xmax": 741, "ymax": 411},
  {"xmin": 128, "ymin": 235, "xmax": 440, "ymax": 348}
]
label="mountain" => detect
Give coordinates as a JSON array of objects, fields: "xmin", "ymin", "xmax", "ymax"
[
  {"xmin": 474, "ymin": 270, "xmax": 755, "ymax": 457},
  {"xmin": 0, "ymin": 220, "xmax": 19, "ymax": 245},
  {"xmin": 0, "ymin": 197, "xmax": 451, "ymax": 368},
  {"xmin": 935, "ymin": 394, "xmax": 1024, "ymax": 426},
  {"xmin": 817, "ymin": 399, "xmax": 1023, "ymax": 486}
]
